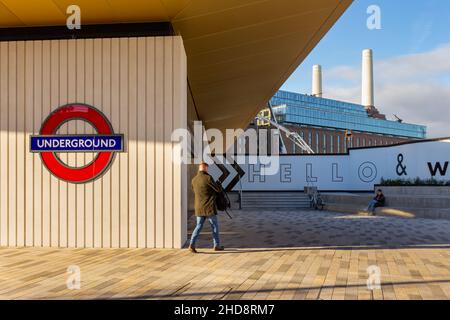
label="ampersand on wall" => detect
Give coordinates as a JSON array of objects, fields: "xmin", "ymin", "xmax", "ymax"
[{"xmin": 396, "ymin": 153, "xmax": 407, "ymax": 176}]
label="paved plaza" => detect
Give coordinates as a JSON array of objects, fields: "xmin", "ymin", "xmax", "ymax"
[{"xmin": 1, "ymin": 209, "xmax": 450, "ymax": 299}]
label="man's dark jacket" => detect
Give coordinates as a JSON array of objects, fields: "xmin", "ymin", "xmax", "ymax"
[{"xmin": 192, "ymin": 171, "xmax": 221, "ymax": 217}]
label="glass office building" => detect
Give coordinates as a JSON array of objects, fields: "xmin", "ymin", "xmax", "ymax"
[
  {"xmin": 270, "ymin": 90, "xmax": 426, "ymax": 139},
  {"xmin": 252, "ymin": 90, "xmax": 428, "ymax": 154}
]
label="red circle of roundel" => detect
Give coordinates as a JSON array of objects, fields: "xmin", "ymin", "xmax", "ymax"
[{"xmin": 40, "ymin": 104, "xmax": 115, "ymax": 183}]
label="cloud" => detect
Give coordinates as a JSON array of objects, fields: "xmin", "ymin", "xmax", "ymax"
[{"xmin": 324, "ymin": 44, "xmax": 450, "ymax": 138}]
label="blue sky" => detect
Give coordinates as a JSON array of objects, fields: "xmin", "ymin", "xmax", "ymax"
[{"xmin": 281, "ymin": 0, "xmax": 450, "ymax": 137}]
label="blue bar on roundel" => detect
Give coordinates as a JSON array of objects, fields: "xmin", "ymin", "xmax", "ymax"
[{"xmin": 30, "ymin": 135, "xmax": 124, "ymax": 152}]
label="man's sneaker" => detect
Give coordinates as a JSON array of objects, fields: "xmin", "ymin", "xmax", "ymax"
[
  {"xmin": 189, "ymin": 245, "xmax": 197, "ymax": 253},
  {"xmin": 214, "ymin": 246, "xmax": 225, "ymax": 251}
]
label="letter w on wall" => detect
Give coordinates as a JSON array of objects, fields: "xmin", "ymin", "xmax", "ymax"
[{"xmin": 427, "ymin": 162, "xmax": 449, "ymax": 177}]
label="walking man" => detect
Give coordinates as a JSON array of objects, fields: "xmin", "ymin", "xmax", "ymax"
[{"xmin": 189, "ymin": 161, "xmax": 225, "ymax": 253}]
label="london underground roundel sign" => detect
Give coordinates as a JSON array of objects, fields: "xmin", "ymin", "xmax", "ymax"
[{"xmin": 30, "ymin": 104, "xmax": 124, "ymax": 183}]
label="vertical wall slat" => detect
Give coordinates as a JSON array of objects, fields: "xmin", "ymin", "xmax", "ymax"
[
  {"xmin": 24, "ymin": 41, "xmax": 34, "ymax": 246},
  {"xmin": 119, "ymin": 37, "xmax": 129, "ymax": 248},
  {"xmin": 128, "ymin": 37, "xmax": 138, "ymax": 248},
  {"xmin": 67, "ymin": 39, "xmax": 76, "ymax": 247},
  {"xmin": 164, "ymin": 37, "xmax": 174, "ymax": 248},
  {"xmin": 16, "ymin": 41, "xmax": 25, "ymax": 247},
  {"xmin": 102, "ymin": 38, "xmax": 112, "ymax": 248},
  {"xmin": 33, "ymin": 41, "xmax": 42, "ymax": 246},
  {"xmin": 146, "ymin": 37, "xmax": 156, "ymax": 248},
  {"xmin": 75, "ymin": 39, "xmax": 85, "ymax": 248},
  {"xmin": 50, "ymin": 40, "xmax": 60, "ymax": 247},
  {"xmin": 0, "ymin": 42, "xmax": 8, "ymax": 246},
  {"xmin": 8, "ymin": 41, "xmax": 17, "ymax": 247},
  {"xmin": 84, "ymin": 39, "xmax": 94, "ymax": 248},
  {"xmin": 110, "ymin": 38, "xmax": 120, "ymax": 248},
  {"xmin": 58, "ymin": 40, "xmax": 68, "ymax": 248},
  {"xmin": 41, "ymin": 40, "xmax": 51, "ymax": 247},
  {"xmin": 154, "ymin": 37, "xmax": 165, "ymax": 248},
  {"xmin": 136, "ymin": 37, "xmax": 147, "ymax": 248},
  {"xmin": 93, "ymin": 38, "xmax": 103, "ymax": 248},
  {"xmin": 173, "ymin": 37, "xmax": 188, "ymax": 248}
]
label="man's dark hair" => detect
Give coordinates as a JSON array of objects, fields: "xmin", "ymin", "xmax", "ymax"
[{"xmin": 377, "ymin": 189, "xmax": 382, "ymax": 192}]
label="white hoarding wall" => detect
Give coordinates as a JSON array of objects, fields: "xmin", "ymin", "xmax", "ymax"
[{"xmin": 209, "ymin": 139, "xmax": 450, "ymax": 192}]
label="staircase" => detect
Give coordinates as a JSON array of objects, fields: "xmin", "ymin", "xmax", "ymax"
[{"xmin": 240, "ymin": 192, "xmax": 310, "ymax": 209}]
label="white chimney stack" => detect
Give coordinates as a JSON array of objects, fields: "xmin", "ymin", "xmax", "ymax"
[
  {"xmin": 312, "ymin": 64, "xmax": 323, "ymax": 98},
  {"xmin": 361, "ymin": 49, "xmax": 374, "ymax": 107}
]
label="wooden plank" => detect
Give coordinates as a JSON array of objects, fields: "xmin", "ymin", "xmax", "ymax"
[
  {"xmin": 84, "ymin": 38, "xmax": 94, "ymax": 248},
  {"xmin": 145, "ymin": 37, "xmax": 156, "ymax": 248},
  {"xmin": 8, "ymin": 41, "xmax": 17, "ymax": 247},
  {"xmin": 67, "ymin": 39, "xmax": 77, "ymax": 247},
  {"xmin": 50, "ymin": 40, "xmax": 60, "ymax": 247},
  {"xmin": 16, "ymin": 41, "xmax": 25, "ymax": 247},
  {"xmin": 136, "ymin": 37, "xmax": 147, "ymax": 248},
  {"xmin": 24, "ymin": 41, "xmax": 35, "ymax": 246},
  {"xmin": 93, "ymin": 38, "xmax": 103, "ymax": 248},
  {"xmin": 154, "ymin": 37, "xmax": 165, "ymax": 248},
  {"xmin": 119, "ymin": 37, "xmax": 129, "ymax": 248},
  {"xmin": 102, "ymin": 38, "xmax": 112, "ymax": 248},
  {"xmin": 172, "ymin": 37, "xmax": 187, "ymax": 248},
  {"xmin": 75, "ymin": 39, "xmax": 85, "ymax": 248},
  {"xmin": 33, "ymin": 41, "xmax": 43, "ymax": 247},
  {"xmin": 164, "ymin": 37, "xmax": 173, "ymax": 248},
  {"xmin": 58, "ymin": 40, "xmax": 69, "ymax": 247},
  {"xmin": 128, "ymin": 37, "xmax": 137, "ymax": 248},
  {"xmin": 110, "ymin": 38, "xmax": 120, "ymax": 248},
  {"xmin": 0, "ymin": 41, "xmax": 8, "ymax": 246}
]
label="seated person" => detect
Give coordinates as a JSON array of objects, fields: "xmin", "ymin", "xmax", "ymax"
[{"xmin": 366, "ymin": 189, "xmax": 385, "ymax": 215}]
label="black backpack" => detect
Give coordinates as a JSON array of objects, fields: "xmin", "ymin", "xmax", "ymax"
[{"xmin": 215, "ymin": 182, "xmax": 232, "ymax": 218}]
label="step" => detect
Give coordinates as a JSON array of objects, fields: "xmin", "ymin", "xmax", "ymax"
[
  {"xmin": 237, "ymin": 191, "xmax": 312, "ymax": 209},
  {"xmin": 241, "ymin": 199, "xmax": 310, "ymax": 201},
  {"xmin": 241, "ymin": 205, "xmax": 310, "ymax": 209}
]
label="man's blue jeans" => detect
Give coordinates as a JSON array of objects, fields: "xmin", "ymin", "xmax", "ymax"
[
  {"xmin": 367, "ymin": 200, "xmax": 379, "ymax": 213},
  {"xmin": 190, "ymin": 215, "xmax": 220, "ymax": 247}
]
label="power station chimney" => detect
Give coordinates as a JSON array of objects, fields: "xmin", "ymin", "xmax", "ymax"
[
  {"xmin": 312, "ymin": 64, "xmax": 322, "ymax": 98},
  {"xmin": 361, "ymin": 49, "xmax": 374, "ymax": 108}
]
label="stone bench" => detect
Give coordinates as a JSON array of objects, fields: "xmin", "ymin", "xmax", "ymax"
[{"xmin": 322, "ymin": 192, "xmax": 450, "ymax": 220}]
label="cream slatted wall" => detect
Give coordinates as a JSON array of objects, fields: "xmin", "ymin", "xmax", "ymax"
[{"xmin": 0, "ymin": 36, "xmax": 187, "ymax": 248}]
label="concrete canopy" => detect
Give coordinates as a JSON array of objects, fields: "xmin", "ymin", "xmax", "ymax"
[{"xmin": 0, "ymin": 0, "xmax": 352, "ymax": 132}]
